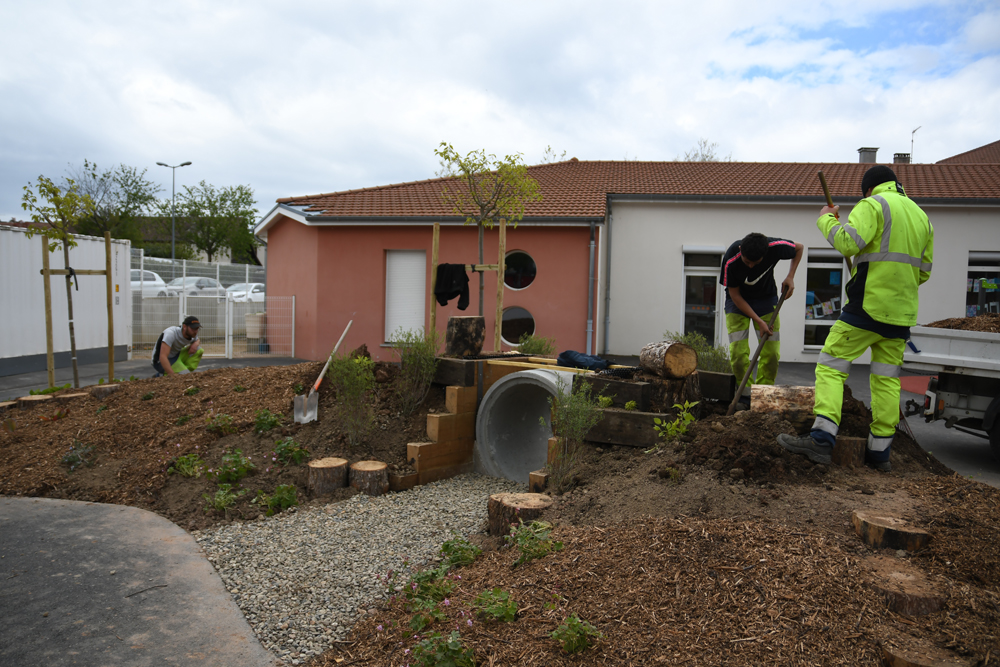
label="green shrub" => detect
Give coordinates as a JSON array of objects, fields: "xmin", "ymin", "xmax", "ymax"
[
  {"xmin": 408, "ymin": 598, "xmax": 447, "ymax": 633},
  {"xmin": 551, "ymin": 614, "xmax": 602, "ymax": 653},
  {"xmin": 389, "ymin": 327, "xmax": 439, "ymax": 416},
  {"xmin": 474, "ymin": 588, "xmax": 518, "ymax": 622},
  {"xmin": 254, "ymin": 408, "xmax": 282, "ymax": 434},
  {"xmin": 405, "ymin": 565, "xmax": 456, "ymax": 602},
  {"xmin": 624, "ymin": 400, "xmax": 637, "ymax": 411},
  {"xmin": 649, "ymin": 401, "xmax": 699, "ymax": 453},
  {"xmin": 328, "ymin": 355, "xmax": 376, "ymax": 448},
  {"xmin": 542, "ymin": 377, "xmax": 604, "ymax": 493},
  {"xmin": 663, "ymin": 330, "xmax": 732, "ymax": 374},
  {"xmin": 411, "ymin": 631, "xmax": 474, "ymax": 667},
  {"xmin": 29, "ymin": 383, "xmax": 70, "ymax": 396},
  {"xmin": 253, "ymin": 484, "xmax": 298, "ymax": 516},
  {"xmin": 597, "ymin": 395, "xmax": 614, "ymax": 409},
  {"xmin": 273, "ymin": 437, "xmax": 310, "ymax": 465},
  {"xmin": 213, "ymin": 449, "xmax": 256, "ymax": 483},
  {"xmin": 516, "ymin": 333, "xmax": 556, "ymax": 356},
  {"xmin": 203, "ymin": 483, "xmax": 245, "ymax": 513},
  {"xmin": 205, "ymin": 413, "xmax": 236, "ymax": 435},
  {"xmin": 440, "ymin": 534, "xmax": 481, "ymax": 569},
  {"xmin": 507, "ymin": 520, "xmax": 563, "ymax": 567},
  {"xmin": 168, "ymin": 453, "xmax": 205, "ymax": 477}
]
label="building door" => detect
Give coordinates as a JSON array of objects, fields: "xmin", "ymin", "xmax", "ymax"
[
  {"xmin": 385, "ymin": 250, "xmax": 426, "ymax": 342},
  {"xmin": 683, "ymin": 251, "xmax": 724, "ymax": 346}
]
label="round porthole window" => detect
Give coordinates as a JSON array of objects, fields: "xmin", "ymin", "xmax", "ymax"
[
  {"xmin": 501, "ymin": 306, "xmax": 535, "ymax": 345},
  {"xmin": 504, "ymin": 250, "xmax": 536, "ymax": 290}
]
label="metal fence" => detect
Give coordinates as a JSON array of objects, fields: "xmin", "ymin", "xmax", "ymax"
[
  {"xmin": 132, "ymin": 295, "xmax": 294, "ymax": 360},
  {"xmin": 130, "ymin": 248, "xmax": 266, "ymax": 288}
]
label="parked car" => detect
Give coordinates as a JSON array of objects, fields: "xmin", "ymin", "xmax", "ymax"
[
  {"xmin": 130, "ymin": 269, "xmax": 176, "ymax": 297},
  {"xmin": 167, "ymin": 276, "xmax": 226, "ymax": 298},
  {"xmin": 226, "ymin": 282, "xmax": 266, "ymax": 303}
]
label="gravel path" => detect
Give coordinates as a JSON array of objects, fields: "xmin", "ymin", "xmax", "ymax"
[{"xmin": 194, "ymin": 474, "xmax": 524, "ymax": 664}]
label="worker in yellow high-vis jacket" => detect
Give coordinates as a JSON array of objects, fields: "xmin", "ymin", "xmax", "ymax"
[{"xmin": 778, "ymin": 166, "xmax": 934, "ymax": 472}]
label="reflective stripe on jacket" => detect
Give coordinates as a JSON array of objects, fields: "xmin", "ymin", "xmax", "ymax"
[{"xmin": 817, "ymin": 181, "xmax": 934, "ymax": 327}]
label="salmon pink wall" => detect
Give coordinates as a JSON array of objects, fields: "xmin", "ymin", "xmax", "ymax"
[{"xmin": 268, "ymin": 221, "xmax": 595, "ymax": 361}]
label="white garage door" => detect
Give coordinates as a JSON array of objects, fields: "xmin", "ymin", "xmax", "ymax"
[{"xmin": 385, "ymin": 249, "xmax": 426, "ymax": 342}]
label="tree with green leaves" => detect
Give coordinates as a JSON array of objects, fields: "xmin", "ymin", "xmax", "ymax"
[
  {"xmin": 67, "ymin": 160, "xmax": 162, "ymax": 243},
  {"xmin": 163, "ymin": 181, "xmax": 259, "ymax": 263},
  {"xmin": 434, "ymin": 142, "xmax": 542, "ymax": 316},
  {"xmin": 21, "ymin": 176, "xmax": 97, "ymax": 388}
]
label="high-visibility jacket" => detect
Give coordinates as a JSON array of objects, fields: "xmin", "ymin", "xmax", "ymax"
[{"xmin": 817, "ymin": 181, "xmax": 934, "ymax": 327}]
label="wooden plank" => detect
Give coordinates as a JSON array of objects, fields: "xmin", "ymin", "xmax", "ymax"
[
  {"xmin": 429, "ymin": 222, "xmax": 439, "ymax": 335},
  {"xmin": 407, "ymin": 438, "xmax": 475, "ymax": 471},
  {"xmin": 698, "ymin": 370, "xmax": 736, "ymax": 402},
  {"xmin": 433, "ymin": 358, "xmax": 476, "ymax": 387},
  {"xmin": 446, "ymin": 386, "xmax": 478, "ymax": 415},
  {"xmin": 487, "ymin": 360, "xmax": 592, "ymax": 374},
  {"xmin": 584, "ymin": 409, "xmax": 667, "ymax": 448},
  {"xmin": 39, "ymin": 269, "xmax": 107, "ymax": 276},
  {"xmin": 483, "ymin": 361, "xmax": 533, "ymax": 394},
  {"xmin": 426, "ymin": 412, "xmax": 476, "ymax": 442},
  {"xmin": 41, "ymin": 237, "xmax": 54, "ymax": 389},
  {"xmin": 494, "ymin": 219, "xmax": 505, "ymax": 352},
  {"xmin": 528, "ymin": 469, "xmax": 549, "ymax": 493},
  {"xmin": 547, "ymin": 436, "xmax": 562, "ymax": 466},
  {"xmin": 575, "ymin": 375, "xmax": 651, "ymax": 411},
  {"xmin": 389, "ymin": 472, "xmax": 419, "ymax": 492},
  {"xmin": 417, "ymin": 461, "xmax": 474, "ymax": 485}
]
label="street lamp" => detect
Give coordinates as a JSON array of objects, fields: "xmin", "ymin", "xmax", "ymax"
[
  {"xmin": 156, "ymin": 161, "xmax": 192, "ymax": 279},
  {"xmin": 911, "ymin": 126, "xmax": 921, "ymax": 163}
]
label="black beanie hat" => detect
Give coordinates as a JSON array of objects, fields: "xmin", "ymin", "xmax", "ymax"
[{"xmin": 861, "ymin": 165, "xmax": 898, "ymax": 196}]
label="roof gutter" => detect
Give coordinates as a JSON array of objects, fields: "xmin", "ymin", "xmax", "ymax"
[{"xmin": 608, "ymin": 193, "xmax": 1000, "ymax": 207}]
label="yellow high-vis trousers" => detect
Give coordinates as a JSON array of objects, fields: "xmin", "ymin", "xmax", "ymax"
[
  {"xmin": 171, "ymin": 346, "xmax": 204, "ymax": 374},
  {"xmin": 726, "ymin": 307, "xmax": 781, "ymax": 396}
]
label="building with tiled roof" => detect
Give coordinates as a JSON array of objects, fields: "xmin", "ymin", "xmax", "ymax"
[
  {"xmin": 257, "ymin": 144, "xmax": 1000, "ymax": 365},
  {"xmin": 937, "ymin": 139, "xmax": 1000, "ymax": 165}
]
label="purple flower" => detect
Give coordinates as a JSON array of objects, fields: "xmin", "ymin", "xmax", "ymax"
[
  {"xmin": 466, "ymin": 619, "xmax": 473, "ymax": 627},
  {"xmin": 404, "ymin": 648, "xmax": 410, "ymax": 655},
  {"xmin": 376, "ymin": 625, "xmax": 383, "ymax": 631},
  {"xmin": 443, "ymin": 599, "xmax": 450, "ymax": 606}
]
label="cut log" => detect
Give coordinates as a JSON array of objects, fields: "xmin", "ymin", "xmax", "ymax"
[
  {"xmin": 751, "ymin": 385, "xmax": 815, "ymax": 432},
  {"xmin": 17, "ymin": 395, "xmax": 53, "ymax": 410},
  {"xmin": 445, "ymin": 316, "xmax": 485, "ymax": 357},
  {"xmin": 0, "ymin": 401, "xmax": 16, "ymax": 414},
  {"xmin": 865, "ymin": 556, "xmax": 947, "ymax": 616},
  {"xmin": 639, "ymin": 341, "xmax": 698, "ymax": 379},
  {"xmin": 832, "ymin": 436, "xmax": 865, "ymax": 468},
  {"xmin": 488, "ymin": 492, "xmax": 553, "ymax": 537},
  {"xmin": 307, "ymin": 457, "xmax": 348, "ymax": 496},
  {"xmin": 852, "ymin": 510, "xmax": 932, "ymax": 552},
  {"xmin": 54, "ymin": 392, "xmax": 89, "ymax": 405},
  {"xmin": 349, "ymin": 460, "xmax": 389, "ymax": 496},
  {"xmin": 89, "ymin": 384, "xmax": 120, "ymax": 399},
  {"xmin": 880, "ymin": 634, "xmax": 975, "ymax": 667},
  {"xmin": 528, "ymin": 469, "xmax": 549, "ymax": 494}
]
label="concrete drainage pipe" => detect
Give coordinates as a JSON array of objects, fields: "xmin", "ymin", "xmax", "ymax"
[{"xmin": 474, "ymin": 368, "xmax": 577, "ymax": 483}]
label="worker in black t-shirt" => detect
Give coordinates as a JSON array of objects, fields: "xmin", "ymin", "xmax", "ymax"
[{"xmin": 719, "ymin": 232, "xmax": 803, "ymax": 402}]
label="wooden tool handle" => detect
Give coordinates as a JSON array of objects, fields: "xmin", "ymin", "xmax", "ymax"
[
  {"xmin": 311, "ymin": 320, "xmax": 353, "ymax": 395},
  {"xmin": 818, "ymin": 171, "xmax": 839, "ymax": 220}
]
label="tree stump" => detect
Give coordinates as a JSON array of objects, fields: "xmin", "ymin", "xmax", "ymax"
[
  {"xmin": 852, "ymin": 510, "xmax": 932, "ymax": 552},
  {"xmin": 445, "ymin": 316, "xmax": 485, "ymax": 357},
  {"xmin": 639, "ymin": 341, "xmax": 698, "ymax": 379},
  {"xmin": 349, "ymin": 460, "xmax": 389, "ymax": 496},
  {"xmin": 17, "ymin": 395, "xmax": 53, "ymax": 410},
  {"xmin": 865, "ymin": 556, "xmax": 947, "ymax": 616},
  {"xmin": 89, "ymin": 384, "xmax": 120, "ymax": 399},
  {"xmin": 832, "ymin": 436, "xmax": 865, "ymax": 468},
  {"xmin": 308, "ymin": 457, "xmax": 348, "ymax": 496},
  {"xmin": 750, "ymin": 385, "xmax": 815, "ymax": 432},
  {"xmin": 54, "ymin": 393, "xmax": 89, "ymax": 405},
  {"xmin": 487, "ymin": 492, "xmax": 553, "ymax": 537},
  {"xmin": 0, "ymin": 401, "xmax": 17, "ymax": 414},
  {"xmin": 880, "ymin": 634, "xmax": 975, "ymax": 667}
]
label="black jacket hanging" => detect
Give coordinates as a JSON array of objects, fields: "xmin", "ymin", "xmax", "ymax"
[{"xmin": 435, "ymin": 264, "xmax": 470, "ymax": 310}]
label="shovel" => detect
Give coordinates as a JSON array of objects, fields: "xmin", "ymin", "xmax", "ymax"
[
  {"xmin": 294, "ymin": 320, "xmax": 353, "ymax": 424},
  {"xmin": 727, "ymin": 286, "xmax": 788, "ymax": 417}
]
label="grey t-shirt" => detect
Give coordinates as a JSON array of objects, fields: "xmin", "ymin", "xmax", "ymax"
[{"xmin": 161, "ymin": 326, "xmax": 198, "ymax": 355}]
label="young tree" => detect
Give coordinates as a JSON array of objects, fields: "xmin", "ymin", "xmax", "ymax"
[
  {"xmin": 67, "ymin": 160, "xmax": 162, "ymax": 243},
  {"xmin": 166, "ymin": 181, "xmax": 259, "ymax": 263},
  {"xmin": 21, "ymin": 176, "xmax": 97, "ymax": 388},
  {"xmin": 434, "ymin": 142, "xmax": 542, "ymax": 316},
  {"xmin": 678, "ymin": 138, "xmax": 732, "ymax": 162}
]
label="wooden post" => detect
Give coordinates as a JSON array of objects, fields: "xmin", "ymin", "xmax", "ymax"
[
  {"xmin": 494, "ymin": 218, "xmax": 506, "ymax": 351},
  {"xmin": 429, "ymin": 222, "xmax": 440, "ymax": 335},
  {"xmin": 105, "ymin": 233, "xmax": 114, "ymax": 382},
  {"xmin": 41, "ymin": 236, "xmax": 55, "ymax": 388}
]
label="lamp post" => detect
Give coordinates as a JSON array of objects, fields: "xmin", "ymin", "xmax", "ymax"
[
  {"xmin": 156, "ymin": 161, "xmax": 192, "ymax": 279},
  {"xmin": 911, "ymin": 126, "xmax": 921, "ymax": 163}
]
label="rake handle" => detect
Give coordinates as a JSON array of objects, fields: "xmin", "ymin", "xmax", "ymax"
[{"xmin": 726, "ymin": 286, "xmax": 788, "ymax": 417}]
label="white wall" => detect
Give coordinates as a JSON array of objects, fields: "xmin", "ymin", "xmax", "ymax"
[
  {"xmin": 603, "ymin": 199, "xmax": 1000, "ymax": 363},
  {"xmin": 0, "ymin": 225, "xmax": 131, "ymax": 360}
]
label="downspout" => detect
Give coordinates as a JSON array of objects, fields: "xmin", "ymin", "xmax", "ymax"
[
  {"xmin": 602, "ymin": 195, "xmax": 613, "ymax": 355},
  {"xmin": 586, "ymin": 221, "xmax": 595, "ymax": 355}
]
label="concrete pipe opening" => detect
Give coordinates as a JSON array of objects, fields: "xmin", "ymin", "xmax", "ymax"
[{"xmin": 475, "ymin": 368, "xmax": 577, "ymax": 483}]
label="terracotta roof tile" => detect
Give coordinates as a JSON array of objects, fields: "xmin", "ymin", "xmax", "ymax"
[
  {"xmin": 277, "ymin": 160, "xmax": 1000, "ymax": 220},
  {"xmin": 937, "ymin": 139, "xmax": 1000, "ymax": 165}
]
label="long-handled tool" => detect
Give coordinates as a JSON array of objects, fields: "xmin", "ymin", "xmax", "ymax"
[
  {"xmin": 293, "ymin": 320, "xmax": 353, "ymax": 424},
  {"xmin": 727, "ymin": 286, "xmax": 788, "ymax": 416}
]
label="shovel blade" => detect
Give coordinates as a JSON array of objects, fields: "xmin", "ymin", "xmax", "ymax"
[{"xmin": 293, "ymin": 393, "xmax": 318, "ymax": 424}]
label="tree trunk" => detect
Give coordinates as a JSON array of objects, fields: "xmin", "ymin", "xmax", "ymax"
[
  {"xmin": 308, "ymin": 457, "xmax": 348, "ymax": 496},
  {"xmin": 349, "ymin": 460, "xmax": 389, "ymax": 496},
  {"xmin": 63, "ymin": 243, "xmax": 79, "ymax": 388},
  {"xmin": 478, "ymin": 222, "xmax": 484, "ymax": 317},
  {"xmin": 639, "ymin": 341, "xmax": 698, "ymax": 379},
  {"xmin": 487, "ymin": 492, "xmax": 553, "ymax": 537},
  {"xmin": 445, "ymin": 316, "xmax": 486, "ymax": 357},
  {"xmin": 832, "ymin": 436, "xmax": 865, "ymax": 468}
]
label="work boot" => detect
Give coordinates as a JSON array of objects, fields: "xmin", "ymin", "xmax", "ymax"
[
  {"xmin": 777, "ymin": 433, "xmax": 832, "ymax": 465},
  {"xmin": 866, "ymin": 459, "xmax": 891, "ymax": 473}
]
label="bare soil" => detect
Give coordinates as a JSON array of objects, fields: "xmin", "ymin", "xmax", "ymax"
[
  {"xmin": 2, "ymin": 363, "xmax": 998, "ymax": 665},
  {"xmin": 924, "ymin": 312, "xmax": 1000, "ymax": 333}
]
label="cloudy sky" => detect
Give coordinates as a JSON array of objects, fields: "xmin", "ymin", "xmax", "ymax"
[{"xmin": 2, "ymin": 0, "xmax": 997, "ymax": 220}]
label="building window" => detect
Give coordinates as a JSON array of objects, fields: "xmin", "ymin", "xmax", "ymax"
[
  {"xmin": 501, "ymin": 306, "xmax": 534, "ymax": 345},
  {"xmin": 682, "ymin": 250, "xmax": 723, "ymax": 346},
  {"xmin": 385, "ymin": 250, "xmax": 426, "ymax": 342},
  {"xmin": 968, "ymin": 251, "xmax": 1000, "ymax": 316},
  {"xmin": 504, "ymin": 250, "xmax": 536, "ymax": 289},
  {"xmin": 804, "ymin": 248, "xmax": 847, "ymax": 347}
]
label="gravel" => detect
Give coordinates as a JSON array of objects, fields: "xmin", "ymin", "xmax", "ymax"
[{"xmin": 194, "ymin": 473, "xmax": 524, "ymax": 664}]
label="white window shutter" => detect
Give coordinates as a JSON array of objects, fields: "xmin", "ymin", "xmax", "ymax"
[{"xmin": 385, "ymin": 250, "xmax": 426, "ymax": 341}]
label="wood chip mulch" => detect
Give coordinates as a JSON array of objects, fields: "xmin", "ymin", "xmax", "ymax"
[{"xmin": 923, "ymin": 313, "xmax": 1000, "ymax": 333}]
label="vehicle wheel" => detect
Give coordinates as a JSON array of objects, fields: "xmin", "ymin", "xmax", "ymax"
[
  {"xmin": 158, "ymin": 291, "xmax": 166, "ymax": 297},
  {"xmin": 990, "ymin": 420, "xmax": 1000, "ymax": 464}
]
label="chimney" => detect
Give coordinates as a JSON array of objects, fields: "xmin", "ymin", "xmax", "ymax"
[
  {"xmin": 893, "ymin": 153, "xmax": 911, "ymax": 164},
  {"xmin": 858, "ymin": 147, "xmax": 879, "ymax": 163}
]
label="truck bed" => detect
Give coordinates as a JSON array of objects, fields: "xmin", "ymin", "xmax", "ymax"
[{"xmin": 902, "ymin": 326, "xmax": 1000, "ymax": 379}]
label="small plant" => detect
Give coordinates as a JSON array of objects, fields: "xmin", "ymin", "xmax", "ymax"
[
  {"xmin": 184, "ymin": 386, "xmax": 200, "ymax": 396},
  {"xmin": 40, "ymin": 408, "xmax": 70, "ymax": 421},
  {"xmin": 542, "ymin": 377, "xmax": 604, "ymax": 493},
  {"xmin": 141, "ymin": 392, "xmax": 155, "ymax": 401},
  {"xmin": 2, "ymin": 417, "xmax": 19, "ymax": 433},
  {"xmin": 408, "ymin": 598, "xmax": 447, "ymax": 632},
  {"xmin": 624, "ymin": 400, "xmax": 637, "ymax": 411},
  {"xmin": 440, "ymin": 534, "xmax": 482, "ymax": 569},
  {"xmin": 516, "ymin": 332, "xmax": 556, "ymax": 356},
  {"xmin": 649, "ymin": 400, "xmax": 699, "ymax": 453},
  {"xmin": 597, "ymin": 395, "xmax": 614, "ymax": 409},
  {"xmin": 176, "ymin": 414, "xmax": 192, "ymax": 426},
  {"xmin": 254, "ymin": 408, "xmax": 282, "ymax": 434},
  {"xmin": 203, "ymin": 483, "xmax": 246, "ymax": 514},
  {"xmin": 389, "ymin": 327, "xmax": 439, "ymax": 416},
  {"xmin": 273, "ymin": 437, "xmax": 310, "ymax": 465},
  {"xmin": 507, "ymin": 520, "xmax": 563, "ymax": 567},
  {"xmin": 29, "ymin": 383, "xmax": 71, "ymax": 396},
  {"xmin": 474, "ymin": 588, "xmax": 518, "ymax": 622},
  {"xmin": 551, "ymin": 613, "xmax": 602, "ymax": 653},
  {"xmin": 663, "ymin": 330, "xmax": 732, "ymax": 374},
  {"xmin": 661, "ymin": 466, "xmax": 682, "ymax": 483},
  {"xmin": 405, "ymin": 565, "xmax": 456, "ymax": 602},
  {"xmin": 61, "ymin": 441, "xmax": 95, "ymax": 472},
  {"xmin": 411, "ymin": 631, "xmax": 475, "ymax": 667},
  {"xmin": 253, "ymin": 484, "xmax": 298, "ymax": 516},
  {"xmin": 95, "ymin": 405, "xmax": 107, "ymax": 415},
  {"xmin": 213, "ymin": 449, "xmax": 256, "ymax": 483},
  {"xmin": 292, "ymin": 382, "xmax": 303, "ymax": 394},
  {"xmin": 205, "ymin": 412, "xmax": 237, "ymax": 435},
  {"xmin": 98, "ymin": 377, "xmax": 126, "ymax": 385},
  {"xmin": 234, "ymin": 385, "xmax": 246, "ymax": 393},
  {"xmin": 168, "ymin": 453, "xmax": 206, "ymax": 478},
  {"xmin": 328, "ymin": 354, "xmax": 376, "ymax": 448}
]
